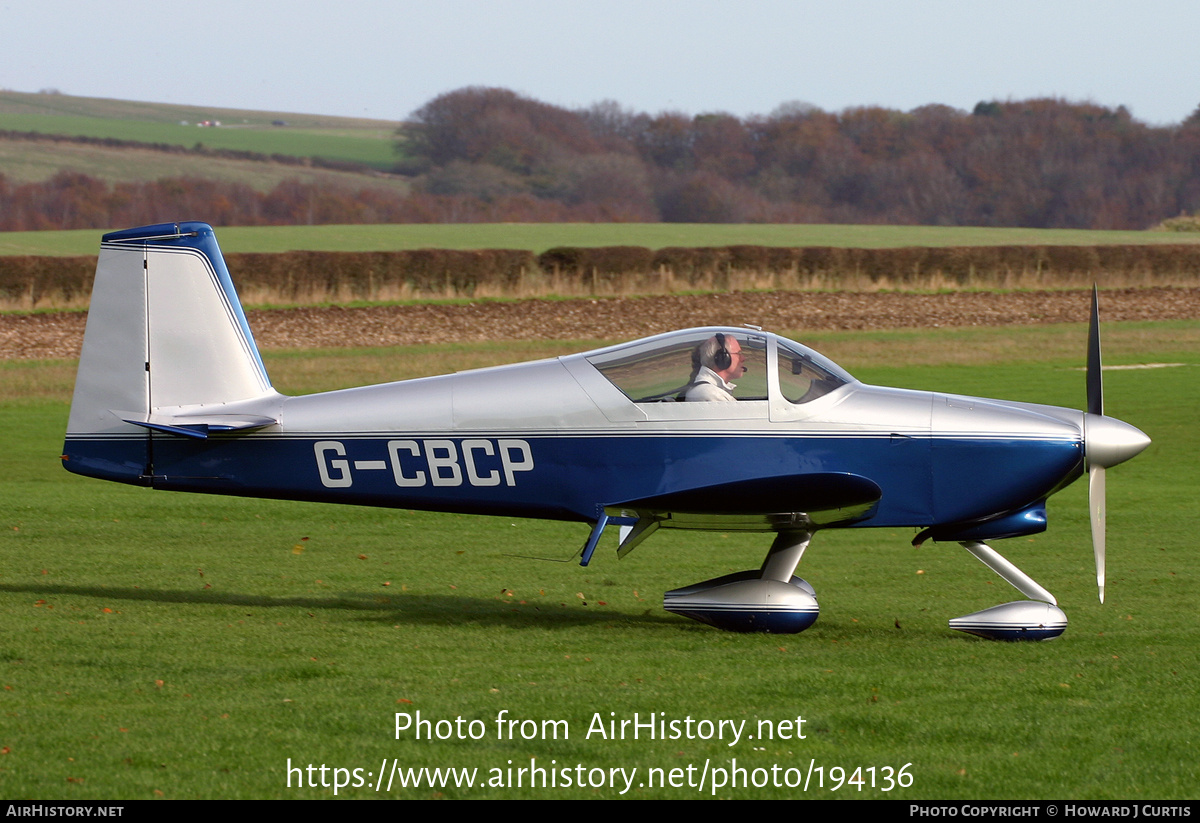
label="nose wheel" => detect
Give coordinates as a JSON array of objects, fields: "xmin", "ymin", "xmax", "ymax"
[{"xmin": 948, "ymin": 540, "xmax": 1067, "ymax": 640}]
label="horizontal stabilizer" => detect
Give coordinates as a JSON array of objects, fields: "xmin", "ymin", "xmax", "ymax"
[{"xmin": 123, "ymin": 413, "xmax": 279, "ymax": 440}]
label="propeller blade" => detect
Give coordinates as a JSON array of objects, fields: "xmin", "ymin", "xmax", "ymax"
[
  {"xmin": 1086, "ymin": 284, "xmax": 1106, "ymax": 603},
  {"xmin": 1081, "ymin": 285, "xmax": 1150, "ymax": 604},
  {"xmin": 1089, "ymin": 464, "xmax": 1106, "ymax": 603},
  {"xmin": 1087, "ymin": 285, "xmax": 1103, "ymax": 417}
]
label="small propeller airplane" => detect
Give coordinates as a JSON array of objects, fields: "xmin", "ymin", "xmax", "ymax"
[{"xmin": 63, "ymin": 222, "xmax": 1150, "ymax": 638}]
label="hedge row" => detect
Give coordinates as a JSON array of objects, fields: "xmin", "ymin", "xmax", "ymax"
[
  {"xmin": 538, "ymin": 243, "xmax": 1200, "ymax": 281},
  {"xmin": 0, "ymin": 249, "xmax": 538, "ymax": 304},
  {"xmin": 226, "ymin": 249, "xmax": 536, "ymax": 299},
  {"xmin": 0, "ymin": 255, "xmax": 97, "ymax": 304},
  {"xmin": 5, "ymin": 244, "xmax": 1200, "ymax": 306}
]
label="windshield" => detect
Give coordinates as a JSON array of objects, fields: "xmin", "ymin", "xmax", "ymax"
[{"xmin": 776, "ymin": 339, "xmax": 853, "ymax": 404}]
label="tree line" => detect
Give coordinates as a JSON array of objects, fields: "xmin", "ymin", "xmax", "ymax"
[
  {"xmin": 5, "ymin": 88, "xmax": 1200, "ymax": 231},
  {"xmin": 398, "ymin": 88, "xmax": 1200, "ymax": 229},
  {"xmin": 0, "ymin": 170, "xmax": 621, "ymax": 231}
]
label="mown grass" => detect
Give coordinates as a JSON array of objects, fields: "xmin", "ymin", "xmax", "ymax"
[
  {"xmin": 7, "ymin": 223, "xmax": 1200, "ymax": 258},
  {"xmin": 0, "ymin": 323, "xmax": 1196, "ymax": 799}
]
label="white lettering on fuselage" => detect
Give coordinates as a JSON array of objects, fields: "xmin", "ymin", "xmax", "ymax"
[{"xmin": 314, "ymin": 439, "xmax": 534, "ymax": 489}]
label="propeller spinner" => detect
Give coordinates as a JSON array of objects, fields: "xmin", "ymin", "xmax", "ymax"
[{"xmin": 1083, "ymin": 286, "xmax": 1151, "ymax": 603}]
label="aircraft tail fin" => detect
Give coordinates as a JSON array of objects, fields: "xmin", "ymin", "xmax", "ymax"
[{"xmin": 64, "ymin": 222, "xmax": 274, "ymax": 482}]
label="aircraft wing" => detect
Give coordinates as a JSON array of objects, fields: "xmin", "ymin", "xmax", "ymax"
[
  {"xmin": 612, "ymin": 471, "xmax": 881, "ymax": 521},
  {"xmin": 599, "ymin": 471, "xmax": 882, "ymax": 559}
]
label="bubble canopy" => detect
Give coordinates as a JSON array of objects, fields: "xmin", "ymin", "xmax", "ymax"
[{"xmin": 584, "ymin": 327, "xmax": 854, "ymax": 406}]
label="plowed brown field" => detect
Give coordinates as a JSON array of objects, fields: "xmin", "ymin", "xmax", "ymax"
[{"xmin": 3, "ymin": 287, "xmax": 1199, "ymax": 360}]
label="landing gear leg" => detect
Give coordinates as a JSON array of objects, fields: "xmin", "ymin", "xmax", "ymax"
[
  {"xmin": 761, "ymin": 530, "xmax": 812, "ymax": 583},
  {"xmin": 949, "ymin": 540, "xmax": 1068, "ymax": 640}
]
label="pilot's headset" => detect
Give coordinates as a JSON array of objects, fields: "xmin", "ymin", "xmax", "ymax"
[{"xmin": 713, "ymin": 333, "xmax": 732, "ymax": 371}]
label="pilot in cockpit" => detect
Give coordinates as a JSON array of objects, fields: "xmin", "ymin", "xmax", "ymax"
[{"xmin": 683, "ymin": 333, "xmax": 747, "ymax": 401}]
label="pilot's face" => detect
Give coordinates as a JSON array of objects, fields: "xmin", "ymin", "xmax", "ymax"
[{"xmin": 726, "ymin": 338, "xmax": 746, "ymax": 376}]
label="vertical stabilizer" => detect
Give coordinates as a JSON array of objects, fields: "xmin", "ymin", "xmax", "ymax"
[
  {"xmin": 140, "ymin": 224, "xmax": 270, "ymax": 408},
  {"xmin": 64, "ymin": 222, "xmax": 273, "ymax": 483}
]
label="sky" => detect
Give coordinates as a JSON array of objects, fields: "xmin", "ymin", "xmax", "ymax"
[{"xmin": 3, "ymin": 0, "xmax": 1198, "ymax": 126}]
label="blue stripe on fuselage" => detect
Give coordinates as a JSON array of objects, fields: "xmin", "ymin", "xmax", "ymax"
[{"xmin": 63, "ymin": 431, "xmax": 1083, "ymax": 529}]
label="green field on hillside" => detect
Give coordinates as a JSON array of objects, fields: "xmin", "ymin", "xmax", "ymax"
[
  {"xmin": 0, "ymin": 90, "xmax": 396, "ymax": 128},
  {"xmin": 0, "ymin": 113, "xmax": 397, "ymax": 170},
  {"xmin": 0, "ymin": 90, "xmax": 401, "ymax": 171},
  {"xmin": 0, "ymin": 137, "xmax": 413, "ymax": 194},
  {"xmin": 5, "ymin": 223, "xmax": 1200, "ymax": 258},
  {"xmin": 1, "ymin": 322, "xmax": 1196, "ymax": 799}
]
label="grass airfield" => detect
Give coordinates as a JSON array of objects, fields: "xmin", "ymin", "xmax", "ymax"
[
  {"xmin": 0, "ymin": 322, "xmax": 1196, "ymax": 799},
  {"xmin": 6, "ymin": 222, "xmax": 1200, "ymax": 258}
]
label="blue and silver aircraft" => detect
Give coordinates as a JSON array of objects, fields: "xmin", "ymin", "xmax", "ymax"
[{"xmin": 62, "ymin": 222, "xmax": 1150, "ymax": 638}]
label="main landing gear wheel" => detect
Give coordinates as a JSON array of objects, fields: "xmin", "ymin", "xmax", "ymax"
[{"xmin": 663, "ymin": 530, "xmax": 819, "ymax": 633}]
